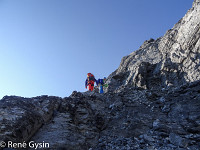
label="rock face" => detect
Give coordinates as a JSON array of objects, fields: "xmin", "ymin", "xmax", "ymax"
[
  {"xmin": 0, "ymin": 96, "xmax": 61, "ymax": 149},
  {"xmin": 106, "ymin": 0, "xmax": 200, "ymax": 92},
  {"xmin": 0, "ymin": 0, "xmax": 200, "ymax": 150}
]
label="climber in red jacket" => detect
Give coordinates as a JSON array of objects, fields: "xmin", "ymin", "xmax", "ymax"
[{"xmin": 85, "ymin": 73, "xmax": 97, "ymax": 91}]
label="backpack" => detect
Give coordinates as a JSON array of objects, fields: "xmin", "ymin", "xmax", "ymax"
[{"xmin": 87, "ymin": 73, "xmax": 95, "ymax": 82}]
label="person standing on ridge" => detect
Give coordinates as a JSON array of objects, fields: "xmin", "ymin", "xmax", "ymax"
[
  {"xmin": 85, "ymin": 73, "xmax": 97, "ymax": 91},
  {"xmin": 97, "ymin": 77, "xmax": 108, "ymax": 93}
]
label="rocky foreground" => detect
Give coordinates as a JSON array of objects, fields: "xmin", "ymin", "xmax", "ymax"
[{"xmin": 0, "ymin": 0, "xmax": 200, "ymax": 150}]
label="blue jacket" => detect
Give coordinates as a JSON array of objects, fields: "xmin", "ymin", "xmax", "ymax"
[{"xmin": 97, "ymin": 79, "xmax": 104, "ymax": 86}]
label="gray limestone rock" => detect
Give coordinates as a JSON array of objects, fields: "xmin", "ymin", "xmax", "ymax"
[
  {"xmin": 0, "ymin": 95, "xmax": 61, "ymax": 149},
  {"xmin": 105, "ymin": 0, "xmax": 200, "ymax": 93}
]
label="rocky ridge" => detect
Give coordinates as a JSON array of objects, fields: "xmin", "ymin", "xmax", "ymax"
[
  {"xmin": 0, "ymin": 0, "xmax": 200, "ymax": 150},
  {"xmin": 106, "ymin": 0, "xmax": 200, "ymax": 92}
]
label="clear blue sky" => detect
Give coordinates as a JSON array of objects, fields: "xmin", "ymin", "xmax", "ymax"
[{"xmin": 0, "ymin": 0, "xmax": 193, "ymax": 99}]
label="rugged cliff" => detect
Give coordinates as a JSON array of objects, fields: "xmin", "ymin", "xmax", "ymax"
[
  {"xmin": 106, "ymin": 0, "xmax": 200, "ymax": 92},
  {"xmin": 0, "ymin": 0, "xmax": 200, "ymax": 150}
]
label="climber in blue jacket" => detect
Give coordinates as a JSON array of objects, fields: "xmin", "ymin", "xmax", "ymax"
[{"xmin": 97, "ymin": 77, "xmax": 108, "ymax": 93}]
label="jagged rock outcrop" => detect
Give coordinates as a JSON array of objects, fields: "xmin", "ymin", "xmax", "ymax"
[
  {"xmin": 0, "ymin": 96, "xmax": 61, "ymax": 149},
  {"xmin": 30, "ymin": 92, "xmax": 108, "ymax": 149},
  {"xmin": 0, "ymin": 0, "xmax": 200, "ymax": 150},
  {"xmin": 1, "ymin": 83, "xmax": 200, "ymax": 149},
  {"xmin": 106, "ymin": 0, "xmax": 200, "ymax": 92}
]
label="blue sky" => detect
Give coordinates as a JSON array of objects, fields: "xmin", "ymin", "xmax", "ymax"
[{"xmin": 0, "ymin": 0, "xmax": 193, "ymax": 98}]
